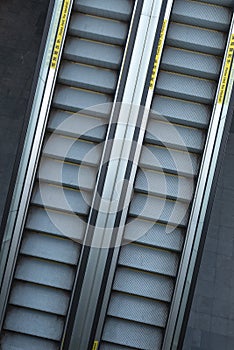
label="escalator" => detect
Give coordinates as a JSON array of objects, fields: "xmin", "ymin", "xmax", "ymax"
[
  {"xmin": 0, "ymin": 0, "xmax": 234, "ymax": 350},
  {"xmin": 0, "ymin": 1, "xmax": 135, "ymax": 349},
  {"xmin": 99, "ymin": 0, "xmax": 234, "ymax": 349}
]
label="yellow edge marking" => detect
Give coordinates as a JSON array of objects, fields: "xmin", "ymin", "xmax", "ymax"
[
  {"xmin": 92, "ymin": 341, "xmax": 99, "ymax": 350},
  {"xmin": 51, "ymin": 0, "xmax": 71, "ymax": 70},
  {"xmin": 218, "ymin": 34, "xmax": 234, "ymax": 105},
  {"xmin": 149, "ymin": 19, "xmax": 168, "ymax": 90}
]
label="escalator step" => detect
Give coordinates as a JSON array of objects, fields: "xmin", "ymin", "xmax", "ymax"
[
  {"xmin": 69, "ymin": 13, "xmax": 128, "ymax": 45},
  {"xmin": 102, "ymin": 317, "xmax": 163, "ymax": 350},
  {"xmin": 118, "ymin": 243, "xmax": 179, "ymax": 277},
  {"xmin": 107, "ymin": 292, "xmax": 168, "ymax": 328},
  {"xmin": 59, "ymin": 61, "xmax": 117, "ymax": 94},
  {"xmin": 9, "ymin": 281, "xmax": 70, "ymax": 316},
  {"xmin": 1, "ymin": 332, "xmax": 59, "ymax": 350},
  {"xmin": 15, "ymin": 256, "xmax": 75, "ymax": 290},
  {"xmin": 135, "ymin": 168, "xmax": 194, "ymax": 201},
  {"xmin": 53, "ymin": 85, "xmax": 112, "ymax": 113},
  {"xmin": 4, "ymin": 306, "xmax": 64, "ymax": 341},
  {"xmin": 64, "ymin": 37, "xmax": 123, "ymax": 69},
  {"xmin": 113, "ymin": 267, "xmax": 174, "ymax": 302},
  {"xmin": 156, "ymin": 71, "xmax": 216, "ymax": 104},
  {"xmin": 172, "ymin": 0, "xmax": 231, "ymax": 31},
  {"xmin": 167, "ymin": 22, "xmax": 226, "ymax": 55},
  {"xmin": 145, "ymin": 118, "xmax": 206, "ymax": 153},
  {"xmin": 124, "ymin": 218, "xmax": 185, "ymax": 252},
  {"xmin": 38, "ymin": 157, "xmax": 96, "ymax": 191},
  {"xmin": 26, "ymin": 206, "xmax": 86, "ymax": 242},
  {"xmin": 161, "ymin": 46, "xmax": 222, "ymax": 80},
  {"xmin": 151, "ymin": 95, "xmax": 211, "ymax": 128},
  {"xmin": 21, "ymin": 231, "xmax": 80, "ymax": 265},
  {"xmin": 74, "ymin": 0, "xmax": 133, "ymax": 21}
]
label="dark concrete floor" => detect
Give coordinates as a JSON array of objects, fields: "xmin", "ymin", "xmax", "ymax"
[
  {"xmin": 0, "ymin": 0, "xmax": 50, "ymax": 225},
  {"xmin": 183, "ymin": 130, "xmax": 234, "ymax": 349}
]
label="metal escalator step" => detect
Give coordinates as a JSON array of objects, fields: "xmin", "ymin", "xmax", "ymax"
[
  {"xmin": 21, "ymin": 231, "xmax": 80, "ymax": 265},
  {"xmin": 31, "ymin": 182, "xmax": 90, "ymax": 214},
  {"xmin": 1, "ymin": 332, "xmax": 59, "ymax": 350},
  {"xmin": 43, "ymin": 133, "xmax": 101, "ymax": 165},
  {"xmin": 156, "ymin": 71, "xmax": 216, "ymax": 104},
  {"xmin": 15, "ymin": 256, "xmax": 75, "ymax": 290},
  {"xmin": 161, "ymin": 46, "xmax": 222, "ymax": 80},
  {"xmin": 69, "ymin": 13, "xmax": 128, "ymax": 45},
  {"xmin": 167, "ymin": 22, "xmax": 227, "ymax": 55},
  {"xmin": 145, "ymin": 118, "xmax": 206, "ymax": 153},
  {"xmin": 135, "ymin": 168, "xmax": 194, "ymax": 202},
  {"xmin": 26, "ymin": 206, "xmax": 86, "ymax": 242},
  {"xmin": 172, "ymin": 0, "xmax": 231, "ymax": 31},
  {"xmin": 197, "ymin": 0, "xmax": 234, "ymax": 7},
  {"xmin": 48, "ymin": 109, "xmax": 107, "ymax": 141},
  {"xmin": 151, "ymin": 95, "xmax": 211, "ymax": 128},
  {"xmin": 74, "ymin": 0, "xmax": 133, "ymax": 21},
  {"xmin": 53, "ymin": 85, "xmax": 112, "ymax": 114},
  {"xmin": 113, "ymin": 268, "xmax": 174, "ymax": 302},
  {"xmin": 10, "ymin": 284, "xmax": 67, "ymax": 319},
  {"xmin": 129, "ymin": 193, "xmax": 189, "ymax": 227},
  {"xmin": 118, "ymin": 244, "xmax": 179, "ymax": 277},
  {"xmin": 64, "ymin": 37, "xmax": 122, "ymax": 70},
  {"xmin": 4, "ymin": 306, "xmax": 63, "ymax": 341},
  {"xmin": 102, "ymin": 317, "xmax": 163, "ymax": 349},
  {"xmin": 38, "ymin": 157, "xmax": 96, "ymax": 191},
  {"xmin": 139, "ymin": 144, "xmax": 199, "ymax": 177},
  {"xmin": 59, "ymin": 61, "xmax": 117, "ymax": 94},
  {"xmin": 124, "ymin": 219, "xmax": 184, "ymax": 252},
  {"xmin": 107, "ymin": 292, "xmax": 168, "ymax": 327},
  {"xmin": 9, "ymin": 281, "xmax": 69, "ymax": 316}
]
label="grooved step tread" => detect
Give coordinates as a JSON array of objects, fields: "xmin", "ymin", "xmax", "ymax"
[
  {"xmin": 9, "ymin": 281, "xmax": 70, "ymax": 316},
  {"xmin": 139, "ymin": 143, "xmax": 200, "ymax": 177},
  {"xmin": 145, "ymin": 118, "xmax": 206, "ymax": 153},
  {"xmin": 64, "ymin": 37, "xmax": 122, "ymax": 69},
  {"xmin": 161, "ymin": 46, "xmax": 222, "ymax": 80},
  {"xmin": 1, "ymin": 332, "xmax": 59, "ymax": 350},
  {"xmin": 69, "ymin": 13, "xmax": 128, "ymax": 45},
  {"xmin": 124, "ymin": 218, "xmax": 184, "ymax": 252},
  {"xmin": 21, "ymin": 231, "xmax": 80, "ymax": 265},
  {"xmin": 31, "ymin": 182, "xmax": 90, "ymax": 214},
  {"xmin": 102, "ymin": 317, "xmax": 163, "ymax": 349},
  {"xmin": 135, "ymin": 168, "xmax": 194, "ymax": 201},
  {"xmin": 156, "ymin": 71, "xmax": 216, "ymax": 104},
  {"xmin": 113, "ymin": 267, "xmax": 174, "ymax": 302},
  {"xmin": 118, "ymin": 243, "xmax": 179, "ymax": 277},
  {"xmin": 53, "ymin": 84, "xmax": 112, "ymax": 114},
  {"xmin": 4, "ymin": 306, "xmax": 64, "ymax": 341},
  {"xmin": 172, "ymin": 0, "xmax": 231, "ymax": 31},
  {"xmin": 39, "ymin": 157, "xmax": 96, "ymax": 191},
  {"xmin": 151, "ymin": 95, "xmax": 211, "ymax": 128},
  {"xmin": 42, "ymin": 132, "xmax": 101, "ymax": 165},
  {"xmin": 167, "ymin": 22, "xmax": 226, "ymax": 55},
  {"xmin": 15, "ymin": 256, "xmax": 75, "ymax": 290},
  {"xmin": 74, "ymin": 0, "xmax": 133, "ymax": 21},
  {"xmin": 26, "ymin": 206, "xmax": 86, "ymax": 242},
  {"xmin": 107, "ymin": 292, "xmax": 168, "ymax": 327},
  {"xmin": 59, "ymin": 61, "xmax": 117, "ymax": 94}
]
